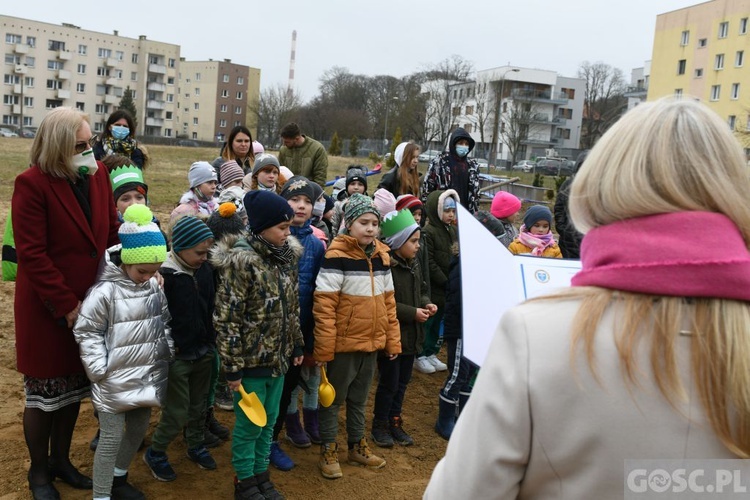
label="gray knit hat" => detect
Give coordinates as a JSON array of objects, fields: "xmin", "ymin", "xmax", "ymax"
[
  {"xmin": 252, "ymin": 153, "xmax": 280, "ymax": 177},
  {"xmin": 188, "ymin": 161, "xmax": 217, "ymax": 188}
]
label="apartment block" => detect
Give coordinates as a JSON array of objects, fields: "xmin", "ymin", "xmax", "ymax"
[
  {"xmin": 624, "ymin": 62, "xmax": 651, "ymax": 110},
  {"xmin": 648, "ymin": 0, "xmax": 750, "ymax": 147}
]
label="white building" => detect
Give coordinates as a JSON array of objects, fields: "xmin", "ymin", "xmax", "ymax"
[{"xmin": 624, "ymin": 62, "xmax": 650, "ymax": 110}]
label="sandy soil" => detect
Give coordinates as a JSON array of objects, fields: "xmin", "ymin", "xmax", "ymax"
[{"xmin": 0, "ymin": 270, "xmax": 448, "ymax": 500}]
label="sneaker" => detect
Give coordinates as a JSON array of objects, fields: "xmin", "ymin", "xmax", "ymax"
[
  {"xmin": 370, "ymin": 419, "xmax": 394, "ymax": 448},
  {"xmin": 427, "ymin": 354, "xmax": 448, "ymax": 372},
  {"xmin": 255, "ymin": 470, "xmax": 285, "ymax": 500},
  {"xmin": 215, "ymin": 386, "xmax": 235, "ymax": 412},
  {"xmin": 389, "ymin": 416, "xmax": 414, "ymax": 446},
  {"xmin": 268, "ymin": 441, "xmax": 294, "ymax": 471},
  {"xmin": 414, "ymin": 356, "xmax": 436, "ymax": 374},
  {"xmin": 143, "ymin": 447, "xmax": 176, "ymax": 482},
  {"xmin": 187, "ymin": 446, "xmax": 217, "ymax": 470},
  {"xmin": 347, "ymin": 438, "xmax": 386, "ymax": 469},
  {"xmin": 319, "ymin": 443, "xmax": 342, "ymax": 479},
  {"xmin": 234, "ymin": 476, "xmax": 265, "ymax": 500},
  {"xmin": 112, "ymin": 472, "xmax": 145, "ymax": 500}
]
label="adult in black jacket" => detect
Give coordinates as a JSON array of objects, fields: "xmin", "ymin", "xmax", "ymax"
[{"xmin": 554, "ymin": 150, "xmax": 588, "ymax": 258}]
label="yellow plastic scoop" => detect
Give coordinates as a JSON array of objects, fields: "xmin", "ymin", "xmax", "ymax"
[
  {"xmin": 319, "ymin": 365, "xmax": 336, "ymax": 408},
  {"xmin": 238, "ymin": 386, "xmax": 267, "ymax": 427}
]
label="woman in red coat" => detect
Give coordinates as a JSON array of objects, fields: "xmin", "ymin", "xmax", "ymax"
[{"xmin": 13, "ymin": 107, "xmax": 120, "ymax": 499}]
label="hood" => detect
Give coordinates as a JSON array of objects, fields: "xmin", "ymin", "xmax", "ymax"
[
  {"xmin": 329, "ymin": 234, "xmax": 391, "ymax": 264},
  {"xmin": 394, "ymin": 142, "xmax": 408, "ymax": 168},
  {"xmin": 98, "ymin": 244, "xmax": 152, "ymax": 288},
  {"xmin": 210, "ymin": 232, "xmax": 303, "ymax": 271},
  {"xmin": 448, "ymin": 127, "xmax": 475, "ymax": 156},
  {"xmin": 425, "ymin": 189, "xmax": 459, "ymax": 227},
  {"xmin": 290, "ymin": 219, "xmax": 313, "ymax": 237}
]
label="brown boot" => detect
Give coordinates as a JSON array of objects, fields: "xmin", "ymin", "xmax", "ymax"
[
  {"xmin": 319, "ymin": 443, "xmax": 343, "ymax": 479},
  {"xmin": 347, "ymin": 438, "xmax": 386, "ymax": 469}
]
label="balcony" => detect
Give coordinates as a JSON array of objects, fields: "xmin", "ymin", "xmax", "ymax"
[
  {"xmin": 623, "ymin": 86, "xmax": 648, "ymax": 98},
  {"xmin": 147, "ymin": 82, "xmax": 166, "ymax": 92},
  {"xmin": 13, "ymin": 84, "xmax": 22, "ymax": 94},
  {"xmin": 146, "ymin": 117, "xmax": 164, "ymax": 127},
  {"xmin": 552, "ymin": 116, "xmax": 568, "ymax": 125},
  {"xmin": 511, "ymin": 89, "xmax": 569, "ymax": 105},
  {"xmin": 12, "ymin": 104, "xmax": 22, "ymax": 114},
  {"xmin": 148, "ymin": 63, "xmax": 167, "ymax": 75},
  {"xmin": 105, "ymin": 57, "xmax": 119, "ymax": 67},
  {"xmin": 57, "ymin": 69, "xmax": 71, "ymax": 80},
  {"xmin": 56, "ymin": 89, "xmax": 71, "ymax": 99},
  {"xmin": 105, "ymin": 77, "xmax": 118, "ymax": 86},
  {"xmin": 147, "ymin": 100, "xmax": 165, "ymax": 110},
  {"xmin": 521, "ymin": 136, "xmax": 555, "ymax": 146},
  {"xmin": 57, "ymin": 50, "xmax": 72, "ymax": 61},
  {"xmin": 104, "ymin": 94, "xmax": 119, "ymax": 104},
  {"xmin": 13, "ymin": 43, "xmax": 29, "ymax": 54}
]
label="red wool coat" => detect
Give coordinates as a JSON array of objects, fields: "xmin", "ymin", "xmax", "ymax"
[{"xmin": 12, "ymin": 164, "xmax": 119, "ymax": 378}]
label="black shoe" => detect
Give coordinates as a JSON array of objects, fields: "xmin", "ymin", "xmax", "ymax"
[
  {"xmin": 370, "ymin": 419, "xmax": 394, "ymax": 448},
  {"xmin": 49, "ymin": 462, "xmax": 93, "ymax": 490},
  {"xmin": 28, "ymin": 472, "xmax": 60, "ymax": 500},
  {"xmin": 389, "ymin": 416, "xmax": 414, "ymax": 446},
  {"xmin": 235, "ymin": 476, "xmax": 265, "ymax": 500},
  {"xmin": 89, "ymin": 429, "xmax": 100, "ymax": 451},
  {"xmin": 111, "ymin": 473, "xmax": 145, "ymax": 500},
  {"xmin": 255, "ymin": 470, "xmax": 285, "ymax": 500},
  {"xmin": 206, "ymin": 406, "xmax": 231, "ymax": 440}
]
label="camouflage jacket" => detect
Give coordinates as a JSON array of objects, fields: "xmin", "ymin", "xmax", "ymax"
[{"xmin": 211, "ymin": 234, "xmax": 304, "ymax": 380}]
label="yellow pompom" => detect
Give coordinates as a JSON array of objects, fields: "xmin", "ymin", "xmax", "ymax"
[{"xmin": 218, "ymin": 202, "xmax": 237, "ymax": 218}]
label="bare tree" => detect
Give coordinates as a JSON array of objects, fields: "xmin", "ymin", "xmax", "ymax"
[
  {"xmin": 469, "ymin": 77, "xmax": 494, "ymax": 159},
  {"xmin": 248, "ymin": 84, "xmax": 302, "ymax": 148},
  {"xmin": 499, "ymin": 96, "xmax": 547, "ymax": 165},
  {"xmin": 421, "ymin": 55, "xmax": 474, "ymax": 149},
  {"xmin": 577, "ymin": 61, "xmax": 627, "ymax": 149}
]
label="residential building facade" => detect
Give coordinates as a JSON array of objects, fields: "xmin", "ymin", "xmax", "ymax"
[
  {"xmin": 624, "ymin": 62, "xmax": 651, "ymax": 110},
  {"xmin": 648, "ymin": 0, "xmax": 750, "ymax": 149}
]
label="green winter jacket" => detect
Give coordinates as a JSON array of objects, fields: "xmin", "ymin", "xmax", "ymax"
[
  {"xmin": 422, "ymin": 189, "xmax": 458, "ymax": 309},
  {"xmin": 211, "ymin": 234, "xmax": 305, "ymax": 380},
  {"xmin": 390, "ymin": 252, "xmax": 431, "ymax": 356},
  {"xmin": 278, "ymin": 136, "xmax": 329, "ymax": 186}
]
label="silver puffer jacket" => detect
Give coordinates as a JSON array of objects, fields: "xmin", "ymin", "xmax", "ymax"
[{"xmin": 74, "ymin": 245, "xmax": 174, "ymax": 414}]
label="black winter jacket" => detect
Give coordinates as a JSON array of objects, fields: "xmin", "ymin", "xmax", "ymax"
[{"xmin": 442, "ymin": 257, "xmax": 462, "ymax": 342}]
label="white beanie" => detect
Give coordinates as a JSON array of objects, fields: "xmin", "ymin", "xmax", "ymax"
[
  {"xmin": 188, "ymin": 161, "xmax": 217, "ymax": 188},
  {"xmin": 394, "ymin": 142, "xmax": 409, "ymax": 167}
]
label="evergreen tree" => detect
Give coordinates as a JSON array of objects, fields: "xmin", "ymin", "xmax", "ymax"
[
  {"xmin": 119, "ymin": 87, "xmax": 138, "ymax": 128},
  {"xmin": 349, "ymin": 135, "xmax": 359, "ymax": 157},
  {"xmin": 386, "ymin": 127, "xmax": 402, "ymax": 168},
  {"xmin": 329, "ymin": 132, "xmax": 342, "ymax": 156}
]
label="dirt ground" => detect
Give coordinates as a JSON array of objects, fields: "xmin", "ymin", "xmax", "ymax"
[{"xmin": 0, "ymin": 265, "xmax": 448, "ymax": 499}]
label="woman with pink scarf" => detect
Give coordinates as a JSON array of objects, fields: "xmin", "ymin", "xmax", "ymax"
[
  {"xmin": 425, "ymin": 98, "xmax": 750, "ymax": 498},
  {"xmin": 508, "ymin": 205, "xmax": 562, "ymax": 258}
]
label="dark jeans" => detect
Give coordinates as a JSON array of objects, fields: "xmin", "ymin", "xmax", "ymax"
[
  {"xmin": 439, "ymin": 338, "xmax": 478, "ymax": 403},
  {"xmin": 272, "ymin": 360, "xmax": 301, "ymax": 441},
  {"xmin": 373, "ymin": 354, "xmax": 415, "ymax": 421}
]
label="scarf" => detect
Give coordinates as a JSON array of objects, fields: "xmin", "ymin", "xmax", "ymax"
[
  {"xmin": 101, "ymin": 135, "xmax": 136, "ymax": 159},
  {"xmin": 571, "ymin": 211, "xmax": 750, "ymax": 301},
  {"xmin": 253, "ymin": 234, "xmax": 294, "ymax": 266},
  {"xmin": 518, "ymin": 225, "xmax": 556, "ymax": 256}
]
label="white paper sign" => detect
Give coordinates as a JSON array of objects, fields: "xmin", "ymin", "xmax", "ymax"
[{"xmin": 455, "ymin": 204, "xmax": 582, "ymax": 366}]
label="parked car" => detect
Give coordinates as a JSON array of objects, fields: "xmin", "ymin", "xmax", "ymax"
[
  {"xmin": 0, "ymin": 128, "xmax": 19, "ymax": 138},
  {"xmin": 512, "ymin": 160, "xmax": 536, "ymax": 172},
  {"xmin": 20, "ymin": 128, "xmax": 36, "ymax": 138},
  {"xmin": 537, "ymin": 158, "xmax": 564, "ymax": 176},
  {"xmin": 418, "ymin": 149, "xmax": 442, "ymax": 162},
  {"xmin": 177, "ymin": 139, "xmax": 200, "ymax": 147},
  {"xmin": 475, "ymin": 158, "xmax": 490, "ymax": 171}
]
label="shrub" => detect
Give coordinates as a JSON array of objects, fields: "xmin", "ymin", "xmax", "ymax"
[{"xmin": 328, "ymin": 132, "xmax": 342, "ymax": 156}]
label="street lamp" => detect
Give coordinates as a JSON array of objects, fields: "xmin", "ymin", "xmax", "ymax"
[
  {"xmin": 493, "ymin": 68, "xmax": 520, "ymax": 167},
  {"xmin": 383, "ymin": 96, "xmax": 399, "ymax": 155}
]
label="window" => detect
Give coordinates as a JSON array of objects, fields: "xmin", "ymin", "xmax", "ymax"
[
  {"xmin": 94, "ymin": 122, "xmax": 103, "ymax": 133},
  {"xmin": 223, "ymin": 74, "xmax": 229, "ymax": 83},
  {"xmin": 115, "ymin": 70, "xmax": 123, "ymax": 79},
  {"xmin": 452, "ymin": 106, "xmax": 460, "ymax": 116},
  {"xmin": 677, "ymin": 59, "xmax": 686, "ymax": 75},
  {"xmin": 131, "ymin": 72, "xmax": 137, "ymax": 81},
  {"xmin": 76, "ymin": 102, "xmax": 85, "ymax": 111},
  {"xmin": 115, "ymin": 51, "xmax": 124, "ymax": 61},
  {"xmin": 464, "ymin": 124, "xmax": 472, "ymax": 133},
  {"xmin": 168, "ymin": 58, "xmax": 175, "ymax": 68},
  {"xmin": 719, "ymin": 21, "xmax": 729, "ymax": 38},
  {"xmin": 164, "ymin": 128, "xmax": 172, "ymax": 137},
  {"xmin": 736, "ymin": 51, "xmax": 744, "ymax": 67},
  {"xmin": 132, "ymin": 53, "xmax": 139, "ymax": 64},
  {"xmin": 166, "ymin": 93, "xmax": 174, "ymax": 102},
  {"xmin": 95, "ymin": 104, "xmax": 109, "ymax": 114},
  {"xmin": 48, "ymin": 40, "xmax": 65, "ymax": 51},
  {"xmin": 741, "ymin": 18, "xmax": 748, "ymax": 35},
  {"xmin": 674, "ymin": 88, "xmax": 683, "ymax": 97},
  {"xmin": 221, "ymin": 89, "xmax": 229, "ymax": 98},
  {"xmin": 698, "ymin": 38, "xmax": 707, "ymax": 47},
  {"xmin": 97, "ymin": 67, "xmax": 110, "ymax": 77},
  {"xmin": 695, "ymin": 68, "xmax": 703, "ymax": 78},
  {"xmin": 46, "ymin": 79, "xmax": 62, "ymax": 90},
  {"xmin": 23, "ymin": 96, "xmax": 33, "ymax": 107},
  {"xmin": 728, "ymin": 115, "xmax": 736, "ymax": 129},
  {"xmin": 47, "ymin": 60, "xmax": 62, "ymax": 70},
  {"xmin": 218, "ymin": 104, "xmax": 226, "ymax": 112},
  {"xmin": 731, "ymin": 83, "xmax": 740, "ymax": 99},
  {"xmin": 76, "ymin": 83, "xmax": 85, "ymax": 93},
  {"xmin": 77, "ymin": 64, "xmax": 86, "ymax": 74},
  {"xmin": 193, "ymin": 117, "xmax": 198, "ymax": 125},
  {"xmin": 166, "ymin": 111, "xmax": 173, "ymax": 120},
  {"xmin": 5, "ymin": 54, "xmax": 21, "ymax": 65},
  {"xmin": 219, "ymin": 119, "xmax": 227, "ymax": 127},
  {"xmin": 3, "ymin": 95, "xmax": 19, "ymax": 105},
  {"xmin": 236, "ymin": 91, "xmax": 243, "ymax": 99},
  {"xmin": 237, "ymin": 76, "xmax": 244, "ymax": 85},
  {"xmin": 96, "ymin": 85, "xmax": 106, "ymax": 96},
  {"xmin": 194, "ymin": 103, "xmax": 199, "ymax": 110},
  {"xmin": 711, "ymin": 85, "xmax": 721, "ymax": 101},
  {"xmin": 465, "ymin": 105, "xmax": 474, "ymax": 115},
  {"xmin": 195, "ymin": 73, "xmax": 201, "ymax": 81},
  {"xmin": 3, "ymin": 74, "xmax": 20, "ymax": 85},
  {"xmin": 78, "ymin": 44, "xmax": 87, "ymax": 55},
  {"xmin": 6, "ymin": 34, "xmax": 22, "ymax": 44},
  {"xmin": 98, "ymin": 48, "xmax": 111, "ymax": 59},
  {"xmin": 715, "ymin": 53, "xmax": 725, "ymax": 70},
  {"xmin": 46, "ymin": 99, "xmax": 63, "ymax": 109},
  {"xmin": 130, "ymin": 90, "xmax": 136, "ymax": 99},
  {"xmin": 561, "ymin": 88, "xmax": 576, "ymax": 99},
  {"xmin": 25, "ymin": 56, "xmax": 35, "ymax": 67},
  {"xmin": 24, "ymin": 76, "xmax": 34, "ymax": 87},
  {"xmin": 167, "ymin": 76, "xmax": 174, "ymax": 85},
  {"xmin": 680, "ymin": 30, "xmax": 689, "ymax": 46},
  {"xmin": 2, "ymin": 115, "xmax": 19, "ymax": 125}
]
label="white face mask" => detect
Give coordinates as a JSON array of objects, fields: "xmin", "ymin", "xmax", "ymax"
[
  {"xmin": 72, "ymin": 148, "xmax": 98, "ymax": 176},
  {"xmin": 313, "ymin": 199, "xmax": 326, "ymax": 218}
]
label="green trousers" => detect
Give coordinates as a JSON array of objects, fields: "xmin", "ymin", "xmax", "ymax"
[
  {"xmin": 421, "ymin": 308, "xmax": 445, "ymax": 357},
  {"xmin": 151, "ymin": 352, "xmax": 213, "ymax": 452},
  {"xmin": 232, "ymin": 376, "xmax": 284, "ymax": 480},
  {"xmin": 207, "ymin": 350, "xmax": 220, "ymax": 407}
]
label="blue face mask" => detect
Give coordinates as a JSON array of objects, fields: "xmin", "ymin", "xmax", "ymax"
[
  {"xmin": 455, "ymin": 145, "xmax": 469, "ymax": 157},
  {"xmin": 111, "ymin": 125, "xmax": 130, "ymax": 140}
]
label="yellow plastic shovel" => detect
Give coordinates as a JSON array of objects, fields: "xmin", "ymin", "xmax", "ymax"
[
  {"xmin": 319, "ymin": 365, "xmax": 336, "ymax": 408},
  {"xmin": 238, "ymin": 386, "xmax": 267, "ymax": 427}
]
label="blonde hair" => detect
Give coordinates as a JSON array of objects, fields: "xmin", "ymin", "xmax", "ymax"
[
  {"xmin": 398, "ymin": 143, "xmax": 421, "ymax": 196},
  {"xmin": 556, "ymin": 98, "xmax": 750, "ymax": 457},
  {"xmin": 30, "ymin": 107, "xmax": 91, "ymax": 181}
]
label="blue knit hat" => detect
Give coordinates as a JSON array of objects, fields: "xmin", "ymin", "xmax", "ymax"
[
  {"xmin": 171, "ymin": 216, "xmax": 214, "ymax": 252},
  {"xmin": 119, "ymin": 205, "xmax": 166, "ymax": 264},
  {"xmin": 523, "ymin": 205, "xmax": 553, "ymax": 230},
  {"xmin": 243, "ymin": 190, "xmax": 294, "ymax": 234}
]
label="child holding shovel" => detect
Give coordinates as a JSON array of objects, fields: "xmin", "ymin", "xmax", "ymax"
[{"xmin": 212, "ymin": 190, "xmax": 305, "ymax": 500}]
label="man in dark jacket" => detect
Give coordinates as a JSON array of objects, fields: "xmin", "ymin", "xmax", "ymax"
[
  {"xmin": 554, "ymin": 150, "xmax": 588, "ymax": 258},
  {"xmin": 421, "ymin": 128, "xmax": 480, "ymax": 213}
]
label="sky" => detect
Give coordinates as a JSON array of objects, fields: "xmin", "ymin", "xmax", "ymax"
[{"xmin": 4, "ymin": 0, "xmax": 698, "ymax": 101}]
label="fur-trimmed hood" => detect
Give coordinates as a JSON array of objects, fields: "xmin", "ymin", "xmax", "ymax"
[
  {"xmin": 426, "ymin": 188, "xmax": 460, "ymax": 228},
  {"xmin": 210, "ymin": 232, "xmax": 303, "ymax": 271}
]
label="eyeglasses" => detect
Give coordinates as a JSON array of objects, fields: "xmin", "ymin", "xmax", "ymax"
[{"xmin": 74, "ymin": 142, "xmax": 89, "ymax": 154}]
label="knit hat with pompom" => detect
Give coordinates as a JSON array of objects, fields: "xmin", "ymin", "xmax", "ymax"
[
  {"xmin": 119, "ymin": 204, "xmax": 167, "ymax": 264},
  {"xmin": 206, "ymin": 202, "xmax": 246, "ymax": 241}
]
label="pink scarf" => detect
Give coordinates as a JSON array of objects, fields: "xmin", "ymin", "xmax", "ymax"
[
  {"xmin": 571, "ymin": 211, "xmax": 750, "ymax": 301},
  {"xmin": 518, "ymin": 225, "xmax": 556, "ymax": 256}
]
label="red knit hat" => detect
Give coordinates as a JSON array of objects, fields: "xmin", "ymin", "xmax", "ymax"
[
  {"xmin": 395, "ymin": 194, "xmax": 423, "ymax": 213},
  {"xmin": 491, "ymin": 191, "xmax": 521, "ymax": 219}
]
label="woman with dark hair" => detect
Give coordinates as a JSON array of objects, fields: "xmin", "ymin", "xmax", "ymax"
[
  {"xmin": 91, "ymin": 109, "xmax": 147, "ymax": 169},
  {"xmin": 212, "ymin": 125, "xmax": 255, "ymax": 176},
  {"xmin": 13, "ymin": 107, "xmax": 120, "ymax": 499}
]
